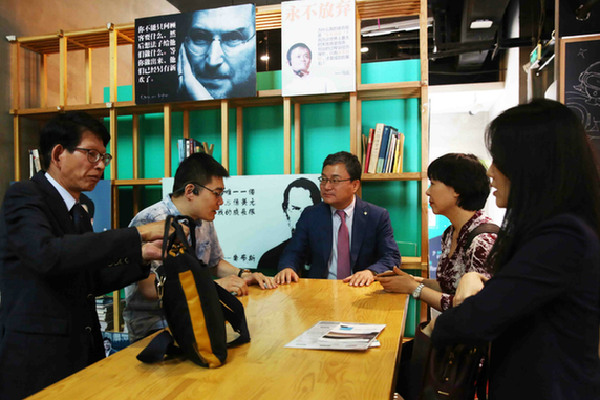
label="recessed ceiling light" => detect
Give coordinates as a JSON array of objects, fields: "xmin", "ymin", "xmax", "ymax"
[
  {"xmin": 260, "ymin": 55, "xmax": 270, "ymax": 61},
  {"xmin": 470, "ymin": 19, "xmax": 493, "ymax": 29},
  {"xmin": 361, "ymin": 47, "xmax": 369, "ymax": 53}
]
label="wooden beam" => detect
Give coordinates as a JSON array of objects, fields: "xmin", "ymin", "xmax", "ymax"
[
  {"xmin": 109, "ymin": 108, "xmax": 117, "ymax": 180},
  {"xmin": 164, "ymin": 104, "xmax": 172, "ymax": 177},
  {"xmin": 59, "ymin": 33, "xmax": 67, "ymax": 107},
  {"xmin": 40, "ymin": 54, "xmax": 47, "ymax": 108},
  {"xmin": 294, "ymin": 103, "xmax": 301, "ymax": 174},
  {"xmin": 132, "ymin": 114, "xmax": 139, "ymax": 180},
  {"xmin": 236, "ymin": 107, "xmax": 243, "ymax": 175},
  {"xmin": 283, "ymin": 97, "xmax": 292, "ymax": 174},
  {"xmin": 183, "ymin": 110, "xmax": 190, "ymax": 139},
  {"xmin": 349, "ymin": 92, "xmax": 358, "ymax": 155},
  {"xmin": 108, "ymin": 26, "xmax": 117, "ymax": 103},
  {"xmin": 10, "ymin": 41, "xmax": 20, "ymax": 111},
  {"xmin": 85, "ymin": 48, "xmax": 92, "ymax": 104},
  {"xmin": 221, "ymin": 100, "xmax": 229, "ymax": 171},
  {"xmin": 13, "ymin": 115, "xmax": 21, "ymax": 181}
]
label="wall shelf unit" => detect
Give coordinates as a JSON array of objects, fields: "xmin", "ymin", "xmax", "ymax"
[{"xmin": 9, "ymin": 0, "xmax": 429, "ymax": 331}]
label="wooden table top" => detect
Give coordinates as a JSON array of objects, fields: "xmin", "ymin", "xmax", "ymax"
[{"xmin": 29, "ymin": 279, "xmax": 408, "ymax": 400}]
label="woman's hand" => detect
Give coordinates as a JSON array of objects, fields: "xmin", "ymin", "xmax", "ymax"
[
  {"xmin": 375, "ymin": 266, "xmax": 419, "ymax": 294},
  {"xmin": 453, "ymin": 272, "xmax": 489, "ymax": 307}
]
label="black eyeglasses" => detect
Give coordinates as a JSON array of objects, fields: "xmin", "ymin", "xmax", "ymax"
[
  {"xmin": 74, "ymin": 148, "xmax": 112, "ymax": 166},
  {"xmin": 195, "ymin": 183, "xmax": 224, "ymax": 198},
  {"xmin": 318, "ymin": 176, "xmax": 352, "ymax": 185}
]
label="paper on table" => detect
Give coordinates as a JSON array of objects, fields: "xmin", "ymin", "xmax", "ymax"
[{"xmin": 284, "ymin": 321, "xmax": 386, "ymax": 351}]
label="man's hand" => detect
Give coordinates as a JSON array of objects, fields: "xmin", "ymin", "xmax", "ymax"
[
  {"xmin": 141, "ymin": 240, "xmax": 162, "ymax": 262},
  {"xmin": 177, "ymin": 43, "xmax": 213, "ymax": 100},
  {"xmin": 343, "ymin": 269, "xmax": 375, "ymax": 287},
  {"xmin": 453, "ymin": 272, "xmax": 489, "ymax": 307},
  {"xmin": 216, "ymin": 275, "xmax": 249, "ymax": 296},
  {"xmin": 274, "ymin": 268, "xmax": 299, "ymax": 285},
  {"xmin": 375, "ymin": 266, "xmax": 419, "ymax": 294},
  {"xmin": 136, "ymin": 220, "xmax": 189, "ymax": 242},
  {"xmin": 243, "ymin": 272, "xmax": 278, "ymax": 290}
]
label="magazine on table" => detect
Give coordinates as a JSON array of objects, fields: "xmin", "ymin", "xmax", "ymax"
[{"xmin": 285, "ymin": 321, "xmax": 385, "ymax": 351}]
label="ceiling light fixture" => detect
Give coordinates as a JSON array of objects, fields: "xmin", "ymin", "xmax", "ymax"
[
  {"xmin": 361, "ymin": 47, "xmax": 369, "ymax": 53},
  {"xmin": 470, "ymin": 19, "xmax": 493, "ymax": 29},
  {"xmin": 260, "ymin": 55, "xmax": 270, "ymax": 61}
]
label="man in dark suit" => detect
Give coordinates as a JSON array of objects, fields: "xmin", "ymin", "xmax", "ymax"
[
  {"xmin": 274, "ymin": 151, "xmax": 401, "ymax": 287},
  {"xmin": 0, "ymin": 111, "xmax": 167, "ymax": 400}
]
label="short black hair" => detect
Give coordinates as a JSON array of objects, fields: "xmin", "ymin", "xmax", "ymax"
[
  {"xmin": 286, "ymin": 42, "xmax": 312, "ymax": 64},
  {"xmin": 427, "ymin": 153, "xmax": 490, "ymax": 211},
  {"xmin": 172, "ymin": 152, "xmax": 229, "ymax": 196},
  {"xmin": 39, "ymin": 111, "xmax": 110, "ymax": 170},
  {"xmin": 282, "ymin": 178, "xmax": 321, "ymax": 214},
  {"xmin": 322, "ymin": 151, "xmax": 362, "ymax": 182}
]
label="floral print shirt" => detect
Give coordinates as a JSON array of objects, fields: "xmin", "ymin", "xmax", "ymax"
[{"xmin": 437, "ymin": 210, "xmax": 496, "ymax": 311}]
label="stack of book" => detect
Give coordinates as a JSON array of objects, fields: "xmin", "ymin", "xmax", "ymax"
[
  {"xmin": 362, "ymin": 123, "xmax": 405, "ymax": 174},
  {"xmin": 96, "ymin": 296, "xmax": 114, "ymax": 331},
  {"xmin": 177, "ymin": 139, "xmax": 214, "ymax": 164}
]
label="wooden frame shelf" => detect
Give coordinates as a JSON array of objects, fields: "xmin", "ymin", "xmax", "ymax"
[
  {"xmin": 10, "ymin": 0, "xmax": 430, "ymax": 330},
  {"xmin": 362, "ymin": 172, "xmax": 424, "ymax": 182}
]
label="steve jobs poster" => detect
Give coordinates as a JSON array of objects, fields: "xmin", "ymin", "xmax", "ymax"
[{"xmin": 135, "ymin": 4, "xmax": 257, "ymax": 104}]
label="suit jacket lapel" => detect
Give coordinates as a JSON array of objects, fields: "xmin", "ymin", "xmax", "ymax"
[
  {"xmin": 31, "ymin": 171, "xmax": 75, "ymax": 234},
  {"xmin": 318, "ymin": 203, "xmax": 333, "ymax": 269},
  {"xmin": 350, "ymin": 197, "xmax": 368, "ymax": 268}
]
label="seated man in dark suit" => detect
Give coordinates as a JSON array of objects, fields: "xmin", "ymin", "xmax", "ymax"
[
  {"xmin": 274, "ymin": 151, "xmax": 401, "ymax": 287},
  {"xmin": 0, "ymin": 111, "xmax": 168, "ymax": 400}
]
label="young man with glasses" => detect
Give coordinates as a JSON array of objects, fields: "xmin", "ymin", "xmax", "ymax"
[
  {"xmin": 124, "ymin": 152, "xmax": 276, "ymax": 343},
  {"xmin": 274, "ymin": 151, "xmax": 401, "ymax": 287},
  {"xmin": 0, "ymin": 111, "xmax": 168, "ymax": 400},
  {"xmin": 177, "ymin": 4, "xmax": 256, "ymax": 101}
]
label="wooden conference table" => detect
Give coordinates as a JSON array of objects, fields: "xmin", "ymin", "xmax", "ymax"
[{"xmin": 29, "ymin": 279, "xmax": 409, "ymax": 400}]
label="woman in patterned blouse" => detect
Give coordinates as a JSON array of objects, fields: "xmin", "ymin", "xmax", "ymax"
[
  {"xmin": 378, "ymin": 153, "xmax": 497, "ymax": 399},
  {"xmin": 378, "ymin": 153, "xmax": 497, "ymax": 309}
]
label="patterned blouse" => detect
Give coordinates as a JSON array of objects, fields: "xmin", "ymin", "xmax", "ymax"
[{"xmin": 437, "ymin": 210, "xmax": 497, "ymax": 311}]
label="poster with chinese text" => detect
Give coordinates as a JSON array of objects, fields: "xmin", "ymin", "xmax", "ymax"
[
  {"xmin": 281, "ymin": 0, "xmax": 356, "ymax": 97},
  {"xmin": 163, "ymin": 174, "xmax": 321, "ymax": 270}
]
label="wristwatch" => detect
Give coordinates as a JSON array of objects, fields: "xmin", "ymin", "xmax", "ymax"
[
  {"xmin": 411, "ymin": 283, "xmax": 425, "ymax": 299},
  {"xmin": 237, "ymin": 269, "xmax": 251, "ymax": 277}
]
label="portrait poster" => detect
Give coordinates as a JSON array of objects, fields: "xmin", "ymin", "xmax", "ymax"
[
  {"xmin": 163, "ymin": 174, "xmax": 321, "ymax": 270},
  {"xmin": 560, "ymin": 35, "xmax": 600, "ymax": 156},
  {"xmin": 135, "ymin": 4, "xmax": 257, "ymax": 104},
  {"xmin": 281, "ymin": 0, "xmax": 356, "ymax": 97}
]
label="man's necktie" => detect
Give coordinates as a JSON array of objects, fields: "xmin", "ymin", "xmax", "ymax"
[
  {"xmin": 71, "ymin": 203, "xmax": 93, "ymax": 233},
  {"xmin": 336, "ymin": 209, "xmax": 351, "ymax": 279}
]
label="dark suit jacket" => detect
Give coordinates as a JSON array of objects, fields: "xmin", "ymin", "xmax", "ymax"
[
  {"xmin": 0, "ymin": 172, "xmax": 149, "ymax": 400},
  {"xmin": 432, "ymin": 214, "xmax": 600, "ymax": 399},
  {"xmin": 278, "ymin": 197, "xmax": 401, "ymax": 278}
]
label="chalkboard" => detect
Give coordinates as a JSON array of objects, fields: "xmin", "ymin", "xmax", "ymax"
[{"xmin": 560, "ymin": 35, "xmax": 600, "ymax": 154}]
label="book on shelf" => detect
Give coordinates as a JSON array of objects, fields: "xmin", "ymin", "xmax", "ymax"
[
  {"xmin": 28, "ymin": 149, "xmax": 42, "ymax": 178},
  {"xmin": 177, "ymin": 139, "xmax": 214, "ymax": 164},
  {"xmin": 363, "ymin": 128, "xmax": 374, "ymax": 173},
  {"xmin": 392, "ymin": 131, "xmax": 405, "ymax": 173},
  {"xmin": 367, "ymin": 123, "xmax": 385, "ymax": 174},
  {"xmin": 384, "ymin": 134, "xmax": 396, "ymax": 173},
  {"xmin": 376, "ymin": 125, "xmax": 393, "ymax": 173}
]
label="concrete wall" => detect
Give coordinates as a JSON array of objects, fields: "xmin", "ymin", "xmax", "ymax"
[{"xmin": 0, "ymin": 0, "xmax": 179, "ymax": 201}]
